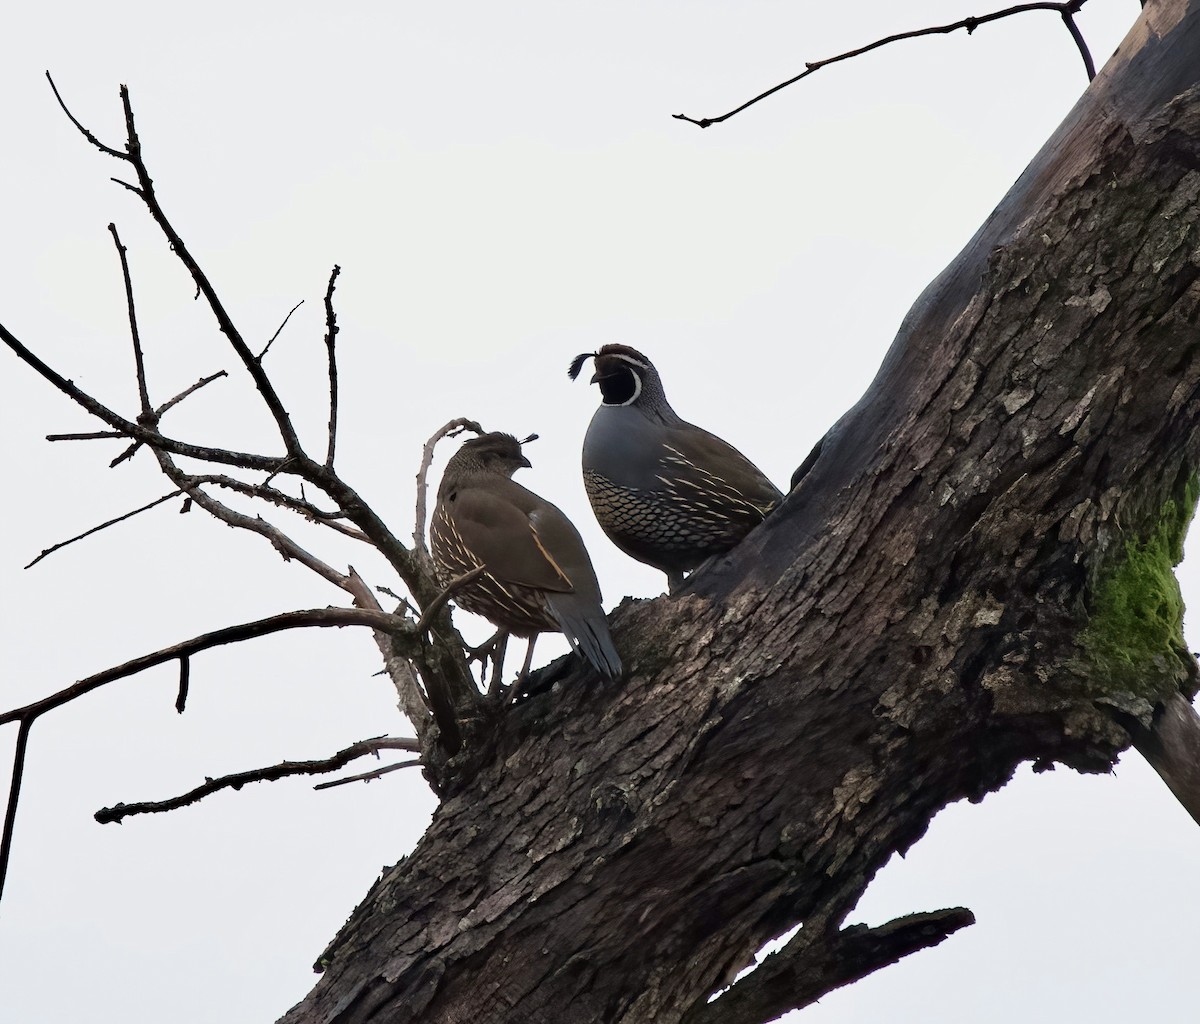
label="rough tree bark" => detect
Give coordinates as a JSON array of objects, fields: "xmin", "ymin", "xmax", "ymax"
[{"xmin": 277, "ymin": 5, "xmax": 1200, "ymax": 1022}]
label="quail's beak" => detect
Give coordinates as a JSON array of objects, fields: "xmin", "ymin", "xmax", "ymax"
[{"xmin": 518, "ymin": 455, "xmax": 532, "ymax": 469}]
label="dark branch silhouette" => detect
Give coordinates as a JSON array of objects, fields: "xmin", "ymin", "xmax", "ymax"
[
  {"xmin": 674, "ymin": 1, "xmax": 1096, "ymax": 128},
  {"xmin": 95, "ymin": 736, "xmax": 421, "ymax": 823},
  {"xmin": 24, "ymin": 489, "xmax": 184, "ymax": 569},
  {"xmin": 323, "ymin": 265, "xmax": 342, "ymax": 468}
]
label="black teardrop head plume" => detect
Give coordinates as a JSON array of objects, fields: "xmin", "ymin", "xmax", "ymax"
[
  {"xmin": 519, "ymin": 433, "xmax": 539, "ymax": 445},
  {"xmin": 567, "ymin": 352, "xmax": 596, "ymax": 381}
]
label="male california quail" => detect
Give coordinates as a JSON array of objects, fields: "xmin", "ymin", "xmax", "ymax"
[
  {"xmin": 430, "ymin": 431, "xmax": 621, "ymax": 683},
  {"xmin": 568, "ymin": 345, "xmax": 783, "ymax": 593}
]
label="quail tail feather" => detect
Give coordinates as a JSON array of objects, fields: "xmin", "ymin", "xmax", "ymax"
[{"xmin": 545, "ymin": 594, "xmax": 622, "ymax": 680}]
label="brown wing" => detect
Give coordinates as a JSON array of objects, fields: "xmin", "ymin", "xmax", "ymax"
[{"xmin": 445, "ymin": 485, "xmax": 575, "ymax": 593}]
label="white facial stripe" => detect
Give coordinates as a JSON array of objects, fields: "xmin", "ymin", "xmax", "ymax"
[
  {"xmin": 620, "ymin": 371, "xmax": 642, "ymax": 406},
  {"xmin": 610, "ymin": 352, "xmax": 653, "ymax": 372}
]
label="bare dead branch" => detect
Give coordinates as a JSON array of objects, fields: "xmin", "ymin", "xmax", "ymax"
[
  {"xmin": 258, "ymin": 300, "xmax": 304, "ymax": 362},
  {"xmin": 312, "ymin": 758, "xmax": 422, "ymax": 790},
  {"xmin": 112, "ymin": 83, "xmax": 304, "ymax": 457},
  {"xmin": 189, "ymin": 473, "xmax": 369, "ymax": 542},
  {"xmin": 414, "ymin": 418, "xmax": 485, "ymax": 555},
  {"xmin": 673, "ymin": 1, "xmax": 1095, "ymax": 128},
  {"xmin": 157, "ymin": 370, "xmax": 228, "ymax": 417},
  {"xmin": 0, "ymin": 605, "xmax": 409, "ymax": 900},
  {"xmin": 343, "ymin": 568, "xmax": 431, "ymax": 730},
  {"xmin": 108, "ymin": 223, "xmax": 153, "ymax": 418},
  {"xmin": 110, "ymin": 369, "xmax": 229, "ymax": 467},
  {"xmin": 683, "ymin": 908, "xmax": 975, "ymax": 1024},
  {"xmin": 46, "ymin": 430, "xmax": 125, "ymax": 442},
  {"xmin": 25, "ymin": 489, "xmax": 184, "ymax": 569},
  {"xmin": 0, "ymin": 719, "xmax": 32, "ymax": 904},
  {"xmin": 323, "ymin": 265, "xmax": 342, "ymax": 468},
  {"xmin": 1061, "ymin": 9, "xmax": 1097, "ymax": 80},
  {"xmin": 176, "ymin": 656, "xmax": 190, "ymax": 714},
  {"xmin": 415, "ymin": 565, "xmax": 488, "ymax": 634},
  {"xmin": 155, "ymin": 466, "xmax": 352, "ymax": 590},
  {"xmin": 94, "ymin": 736, "xmax": 420, "ymax": 823},
  {"xmin": 1, "ymin": 319, "xmax": 286, "ymax": 472},
  {"xmin": 44, "ymin": 71, "xmax": 126, "ymax": 159},
  {"xmin": 0, "ymin": 606, "xmax": 408, "ymax": 731}
]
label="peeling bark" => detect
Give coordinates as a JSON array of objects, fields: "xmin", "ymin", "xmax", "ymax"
[{"xmin": 282, "ymin": 4, "xmax": 1200, "ymax": 1022}]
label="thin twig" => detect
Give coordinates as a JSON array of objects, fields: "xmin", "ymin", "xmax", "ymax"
[
  {"xmin": 0, "ymin": 720, "xmax": 33, "ymax": 904},
  {"xmin": 2, "ymin": 319, "xmax": 287, "ymax": 472},
  {"xmin": 110, "ymin": 370, "xmax": 230, "ymax": 467},
  {"xmin": 673, "ymin": 1, "xmax": 1096, "ymax": 128},
  {"xmin": 189, "ymin": 473, "xmax": 370, "ymax": 542},
  {"xmin": 158, "ymin": 468, "xmax": 353, "ymax": 589},
  {"xmin": 44, "ymin": 71, "xmax": 126, "ymax": 159},
  {"xmin": 258, "ymin": 301, "xmax": 304, "ymax": 362},
  {"xmin": 323, "ymin": 265, "xmax": 342, "ymax": 468},
  {"xmin": 413, "ymin": 418, "xmax": 484, "ymax": 555},
  {"xmin": 176, "ymin": 656, "xmax": 190, "ymax": 714},
  {"xmin": 313, "ymin": 758, "xmax": 421, "ymax": 790},
  {"xmin": 47, "ymin": 430, "xmax": 125, "ymax": 442},
  {"xmin": 156, "ymin": 370, "xmax": 228, "ymax": 417},
  {"xmin": 414, "ymin": 565, "xmax": 488, "ymax": 634},
  {"xmin": 25, "ymin": 489, "xmax": 184, "ymax": 569},
  {"xmin": 95, "ymin": 737, "xmax": 421, "ymax": 823},
  {"xmin": 0, "ymin": 606, "xmax": 409, "ymax": 731},
  {"xmin": 114, "ymin": 83, "xmax": 304, "ymax": 458},
  {"xmin": 108, "ymin": 223, "xmax": 153, "ymax": 418}
]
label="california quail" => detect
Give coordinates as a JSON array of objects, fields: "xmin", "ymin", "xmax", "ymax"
[
  {"xmin": 430, "ymin": 431, "xmax": 621, "ymax": 683},
  {"xmin": 568, "ymin": 345, "xmax": 783, "ymax": 593}
]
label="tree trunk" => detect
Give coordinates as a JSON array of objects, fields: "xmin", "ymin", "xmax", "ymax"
[{"xmin": 282, "ymin": 4, "xmax": 1200, "ymax": 1021}]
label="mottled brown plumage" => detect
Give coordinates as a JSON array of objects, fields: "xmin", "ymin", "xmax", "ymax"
[{"xmin": 430, "ymin": 432, "xmax": 621, "ymax": 681}]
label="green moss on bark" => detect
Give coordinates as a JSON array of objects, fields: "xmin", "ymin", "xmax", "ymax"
[{"xmin": 1078, "ymin": 475, "xmax": 1198, "ymax": 698}]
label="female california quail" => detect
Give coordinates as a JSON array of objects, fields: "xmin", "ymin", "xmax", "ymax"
[
  {"xmin": 568, "ymin": 345, "xmax": 783, "ymax": 593},
  {"xmin": 430, "ymin": 432, "xmax": 621, "ymax": 683}
]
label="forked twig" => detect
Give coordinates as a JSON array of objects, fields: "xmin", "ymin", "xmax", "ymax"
[{"xmin": 95, "ymin": 736, "xmax": 421, "ymax": 822}]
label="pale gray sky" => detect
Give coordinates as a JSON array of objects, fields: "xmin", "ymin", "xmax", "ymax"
[{"xmin": 2, "ymin": 3, "xmax": 1196, "ymax": 1022}]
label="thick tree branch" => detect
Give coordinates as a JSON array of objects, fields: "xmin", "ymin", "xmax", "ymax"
[
  {"xmin": 674, "ymin": 1, "xmax": 1095, "ymax": 128},
  {"xmin": 684, "ymin": 909, "xmax": 975, "ymax": 1024},
  {"xmin": 1132, "ymin": 691, "xmax": 1200, "ymax": 826},
  {"xmin": 94, "ymin": 736, "xmax": 420, "ymax": 823}
]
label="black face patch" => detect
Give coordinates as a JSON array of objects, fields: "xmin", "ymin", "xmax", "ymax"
[{"xmin": 597, "ymin": 363, "xmax": 638, "ymax": 405}]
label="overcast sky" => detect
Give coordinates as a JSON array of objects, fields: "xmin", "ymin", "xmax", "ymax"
[{"xmin": 2, "ymin": 2, "xmax": 1196, "ymax": 1022}]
